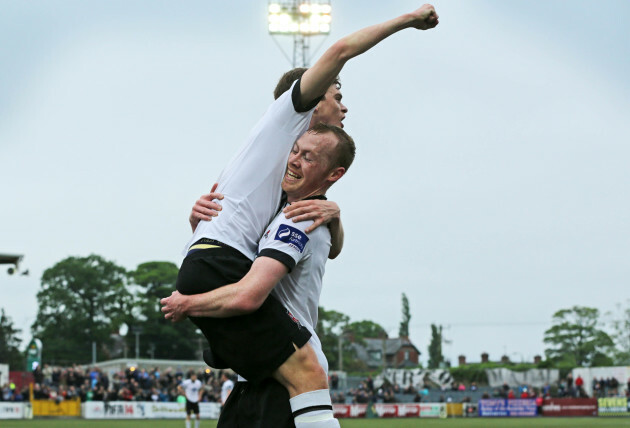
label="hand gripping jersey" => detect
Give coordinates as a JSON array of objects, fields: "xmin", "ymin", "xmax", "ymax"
[{"xmin": 185, "ymin": 80, "xmax": 318, "ymax": 261}]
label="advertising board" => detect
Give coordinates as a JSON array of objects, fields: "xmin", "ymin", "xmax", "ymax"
[
  {"xmin": 83, "ymin": 401, "xmax": 221, "ymax": 419},
  {"xmin": 479, "ymin": 399, "xmax": 537, "ymax": 417},
  {"xmin": 332, "ymin": 403, "xmax": 445, "ymax": 418},
  {"xmin": 598, "ymin": 397, "xmax": 629, "ymax": 417},
  {"xmin": 0, "ymin": 403, "xmax": 25, "ymax": 419},
  {"xmin": 541, "ymin": 398, "xmax": 597, "ymax": 417}
]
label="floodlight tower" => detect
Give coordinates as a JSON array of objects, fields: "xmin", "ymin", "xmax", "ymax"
[{"xmin": 268, "ymin": 0, "xmax": 332, "ymax": 67}]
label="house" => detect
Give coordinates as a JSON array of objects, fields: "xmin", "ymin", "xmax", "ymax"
[{"xmin": 351, "ymin": 337, "xmax": 421, "ymax": 369}]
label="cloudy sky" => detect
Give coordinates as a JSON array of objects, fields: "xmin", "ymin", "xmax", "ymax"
[{"xmin": 2, "ymin": 0, "xmax": 629, "ymax": 367}]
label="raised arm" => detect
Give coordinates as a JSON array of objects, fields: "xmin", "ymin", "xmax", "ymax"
[
  {"xmin": 300, "ymin": 4, "xmax": 439, "ymax": 105},
  {"xmin": 160, "ymin": 257, "xmax": 288, "ymax": 320}
]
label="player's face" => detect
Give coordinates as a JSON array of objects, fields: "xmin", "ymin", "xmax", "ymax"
[
  {"xmin": 282, "ymin": 132, "xmax": 338, "ymax": 201},
  {"xmin": 311, "ymin": 85, "xmax": 347, "ymax": 128}
]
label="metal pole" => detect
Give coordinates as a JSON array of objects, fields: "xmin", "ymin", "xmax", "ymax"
[
  {"xmin": 135, "ymin": 332, "xmax": 140, "ymax": 359},
  {"xmin": 338, "ymin": 334, "xmax": 343, "ymax": 372},
  {"xmin": 92, "ymin": 341, "xmax": 96, "ymax": 364}
]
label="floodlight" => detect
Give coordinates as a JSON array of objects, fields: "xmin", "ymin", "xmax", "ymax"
[
  {"xmin": 268, "ymin": 1, "xmax": 332, "ymax": 36},
  {"xmin": 268, "ymin": 0, "xmax": 332, "ymax": 67}
]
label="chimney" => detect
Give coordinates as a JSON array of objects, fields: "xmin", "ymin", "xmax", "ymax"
[
  {"xmin": 481, "ymin": 353, "xmax": 489, "ymax": 363},
  {"xmin": 458, "ymin": 355, "xmax": 466, "ymax": 366}
]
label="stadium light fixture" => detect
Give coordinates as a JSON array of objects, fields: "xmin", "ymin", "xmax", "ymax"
[
  {"xmin": 268, "ymin": 1, "xmax": 331, "ymax": 35},
  {"xmin": 268, "ymin": 1, "xmax": 332, "ymax": 67}
]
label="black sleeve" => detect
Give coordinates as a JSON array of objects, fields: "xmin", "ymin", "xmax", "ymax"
[
  {"xmin": 258, "ymin": 249, "xmax": 296, "ymax": 273},
  {"xmin": 292, "ymin": 77, "xmax": 324, "ymax": 113}
]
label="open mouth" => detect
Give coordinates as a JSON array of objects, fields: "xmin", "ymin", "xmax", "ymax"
[{"xmin": 286, "ymin": 170, "xmax": 301, "ymax": 180}]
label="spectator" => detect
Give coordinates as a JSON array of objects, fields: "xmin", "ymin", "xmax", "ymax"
[
  {"xmin": 536, "ymin": 393, "xmax": 543, "ymax": 415},
  {"xmin": 330, "ymin": 373, "xmax": 339, "ymax": 390}
]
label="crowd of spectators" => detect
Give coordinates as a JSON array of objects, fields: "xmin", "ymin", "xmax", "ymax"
[
  {"xmin": 330, "ymin": 373, "xmax": 630, "ymax": 405},
  {"xmin": 0, "ymin": 363, "xmax": 234, "ymax": 404},
  {"xmin": 3, "ymin": 366, "xmax": 630, "ymax": 405}
]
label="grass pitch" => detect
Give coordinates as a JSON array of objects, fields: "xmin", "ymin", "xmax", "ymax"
[{"xmin": 1, "ymin": 418, "xmax": 627, "ymax": 428}]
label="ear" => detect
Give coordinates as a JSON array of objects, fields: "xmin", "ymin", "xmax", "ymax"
[{"xmin": 327, "ymin": 167, "xmax": 346, "ymax": 184}]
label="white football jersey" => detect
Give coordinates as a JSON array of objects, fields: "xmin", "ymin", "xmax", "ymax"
[{"xmin": 185, "ymin": 80, "xmax": 316, "ymax": 260}]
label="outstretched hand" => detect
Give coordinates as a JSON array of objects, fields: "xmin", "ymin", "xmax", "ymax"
[
  {"xmin": 409, "ymin": 4, "xmax": 439, "ymax": 30},
  {"xmin": 189, "ymin": 183, "xmax": 224, "ymax": 232},
  {"xmin": 160, "ymin": 291, "xmax": 188, "ymax": 323},
  {"xmin": 283, "ymin": 200, "xmax": 340, "ymax": 233}
]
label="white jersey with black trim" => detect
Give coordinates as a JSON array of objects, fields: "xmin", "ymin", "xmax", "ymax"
[
  {"xmin": 185, "ymin": 80, "xmax": 316, "ymax": 261},
  {"xmin": 221, "ymin": 379, "xmax": 234, "ymax": 404},
  {"xmin": 257, "ymin": 202, "xmax": 331, "ymax": 374},
  {"xmin": 181, "ymin": 378, "xmax": 202, "ymax": 403}
]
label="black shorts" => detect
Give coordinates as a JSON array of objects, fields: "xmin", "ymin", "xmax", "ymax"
[
  {"xmin": 218, "ymin": 380, "xmax": 294, "ymax": 428},
  {"xmin": 176, "ymin": 239, "xmax": 312, "ymax": 383},
  {"xmin": 185, "ymin": 400, "xmax": 200, "ymax": 415}
]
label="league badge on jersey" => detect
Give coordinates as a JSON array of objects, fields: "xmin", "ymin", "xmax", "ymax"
[{"xmin": 275, "ymin": 224, "xmax": 309, "ymax": 253}]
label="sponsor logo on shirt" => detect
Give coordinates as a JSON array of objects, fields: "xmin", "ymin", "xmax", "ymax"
[
  {"xmin": 264, "ymin": 229, "xmax": 270, "ymax": 239},
  {"xmin": 286, "ymin": 309, "xmax": 302, "ymax": 327},
  {"xmin": 275, "ymin": 224, "xmax": 309, "ymax": 253}
]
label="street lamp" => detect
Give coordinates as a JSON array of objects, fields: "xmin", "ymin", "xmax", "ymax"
[{"xmin": 268, "ymin": 1, "xmax": 332, "ymax": 67}]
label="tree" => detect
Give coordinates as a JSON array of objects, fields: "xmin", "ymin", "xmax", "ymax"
[
  {"xmin": 130, "ymin": 261, "xmax": 200, "ymax": 359},
  {"xmin": 543, "ymin": 306, "xmax": 614, "ymax": 367},
  {"xmin": 399, "ymin": 293, "xmax": 411, "ymax": 337},
  {"xmin": 607, "ymin": 299, "xmax": 630, "ymax": 365},
  {"xmin": 316, "ymin": 306, "xmax": 357, "ymax": 370},
  {"xmin": 427, "ymin": 324, "xmax": 444, "ymax": 368},
  {"xmin": 346, "ymin": 320, "xmax": 387, "ymax": 342},
  {"xmin": 0, "ymin": 308, "xmax": 23, "ymax": 368},
  {"xmin": 32, "ymin": 255, "xmax": 131, "ymax": 364}
]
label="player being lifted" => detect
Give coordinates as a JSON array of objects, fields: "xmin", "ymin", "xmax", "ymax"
[{"xmin": 163, "ymin": 5, "xmax": 439, "ymax": 428}]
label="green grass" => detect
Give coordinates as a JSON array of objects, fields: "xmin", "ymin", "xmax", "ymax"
[{"xmin": 2, "ymin": 418, "xmax": 628, "ymax": 428}]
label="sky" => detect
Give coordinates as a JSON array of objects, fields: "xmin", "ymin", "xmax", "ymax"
[{"xmin": 1, "ymin": 0, "xmax": 629, "ymax": 368}]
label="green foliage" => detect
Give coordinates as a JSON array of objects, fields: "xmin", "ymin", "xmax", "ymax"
[
  {"xmin": 607, "ymin": 299, "xmax": 630, "ymax": 365},
  {"xmin": 316, "ymin": 306, "xmax": 350, "ymax": 371},
  {"xmin": 0, "ymin": 308, "xmax": 23, "ymax": 368},
  {"xmin": 398, "ymin": 293, "xmax": 410, "ymax": 337},
  {"xmin": 427, "ymin": 324, "xmax": 444, "ymax": 369},
  {"xmin": 32, "ymin": 254, "xmax": 131, "ymax": 364},
  {"xmin": 346, "ymin": 320, "xmax": 388, "ymax": 342},
  {"xmin": 31, "ymin": 256, "xmax": 205, "ymax": 364},
  {"xmin": 129, "ymin": 261, "xmax": 200, "ymax": 359},
  {"xmin": 543, "ymin": 306, "xmax": 614, "ymax": 367}
]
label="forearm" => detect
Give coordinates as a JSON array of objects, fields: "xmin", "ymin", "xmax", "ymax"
[
  {"xmin": 184, "ymin": 286, "xmax": 254, "ymax": 318},
  {"xmin": 328, "ymin": 218, "xmax": 344, "ymax": 259},
  {"xmin": 182, "ymin": 257, "xmax": 288, "ymax": 318},
  {"xmin": 302, "ymin": 13, "xmax": 418, "ymax": 101}
]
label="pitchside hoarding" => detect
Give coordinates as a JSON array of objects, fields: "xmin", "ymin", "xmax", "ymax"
[
  {"xmin": 478, "ymin": 399, "xmax": 537, "ymax": 417},
  {"xmin": 332, "ymin": 403, "xmax": 446, "ymax": 418},
  {"xmin": 598, "ymin": 397, "xmax": 629, "ymax": 417},
  {"xmin": 83, "ymin": 401, "xmax": 221, "ymax": 419},
  {"xmin": 542, "ymin": 398, "xmax": 598, "ymax": 417},
  {"xmin": 0, "ymin": 403, "xmax": 26, "ymax": 419}
]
